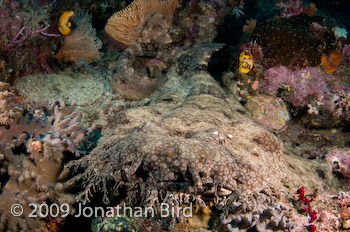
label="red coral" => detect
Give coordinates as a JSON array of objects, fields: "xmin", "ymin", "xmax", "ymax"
[
  {"xmin": 309, "ymin": 224, "xmax": 316, "ymax": 232},
  {"xmin": 296, "ymin": 187, "xmax": 318, "ymax": 231}
]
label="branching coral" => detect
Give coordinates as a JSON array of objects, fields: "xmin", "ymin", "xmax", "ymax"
[
  {"xmin": 0, "ymin": 82, "xmax": 23, "ymax": 126},
  {"xmin": 0, "ymin": 95, "xmax": 90, "ymax": 230},
  {"xmin": 0, "ymin": 99, "xmax": 88, "ymax": 156},
  {"xmin": 42, "ymin": 104, "xmax": 88, "ymax": 156},
  {"xmin": 242, "ymin": 19, "xmax": 256, "ymax": 34},
  {"xmin": 105, "ymin": 0, "xmax": 179, "ymax": 46}
]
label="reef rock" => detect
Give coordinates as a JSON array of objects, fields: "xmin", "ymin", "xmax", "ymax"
[{"xmin": 245, "ymin": 95, "xmax": 290, "ymax": 130}]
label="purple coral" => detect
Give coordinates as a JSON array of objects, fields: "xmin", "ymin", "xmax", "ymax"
[
  {"xmin": 263, "ymin": 66, "xmax": 330, "ymax": 106},
  {"xmin": 7, "ymin": 25, "xmax": 60, "ymax": 47}
]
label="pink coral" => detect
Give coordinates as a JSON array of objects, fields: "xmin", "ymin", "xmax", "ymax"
[{"xmin": 263, "ymin": 66, "xmax": 330, "ymax": 106}]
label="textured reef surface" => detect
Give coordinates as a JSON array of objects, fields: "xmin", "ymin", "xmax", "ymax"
[{"xmin": 1, "ymin": 0, "xmax": 350, "ymax": 231}]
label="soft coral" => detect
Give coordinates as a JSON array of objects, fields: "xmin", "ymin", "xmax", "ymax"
[
  {"xmin": 296, "ymin": 187, "xmax": 318, "ymax": 231},
  {"xmin": 275, "ymin": 0, "xmax": 305, "ymax": 18}
]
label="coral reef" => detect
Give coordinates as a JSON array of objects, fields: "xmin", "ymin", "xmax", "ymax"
[
  {"xmin": 263, "ymin": 66, "xmax": 330, "ymax": 107},
  {"xmin": 0, "ymin": 0, "xmax": 58, "ymax": 81},
  {"xmin": 261, "ymin": 65, "xmax": 350, "ymax": 127},
  {"xmin": 275, "ymin": 0, "xmax": 305, "ymax": 18},
  {"xmin": 1, "ymin": 0, "xmax": 350, "ymax": 231},
  {"xmin": 222, "ymin": 202, "xmax": 290, "ymax": 231},
  {"xmin": 275, "ymin": 0, "xmax": 317, "ymax": 18},
  {"xmin": 172, "ymin": 0, "xmax": 227, "ymax": 48},
  {"xmin": 0, "ymin": 94, "xmax": 89, "ymax": 230},
  {"xmin": 0, "ymin": 142, "xmax": 74, "ymax": 231},
  {"xmin": 0, "ymin": 98, "xmax": 89, "ymax": 157}
]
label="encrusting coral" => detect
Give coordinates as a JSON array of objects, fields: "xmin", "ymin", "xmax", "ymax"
[
  {"xmin": 105, "ymin": 0, "xmax": 179, "ymax": 46},
  {"xmin": 64, "ymin": 54, "xmax": 332, "ymax": 230}
]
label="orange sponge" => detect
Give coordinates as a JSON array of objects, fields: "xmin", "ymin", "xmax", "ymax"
[{"xmin": 321, "ymin": 50, "xmax": 343, "ymax": 74}]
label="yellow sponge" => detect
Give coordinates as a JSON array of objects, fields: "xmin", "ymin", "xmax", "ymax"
[{"xmin": 58, "ymin": 11, "xmax": 74, "ymax": 35}]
